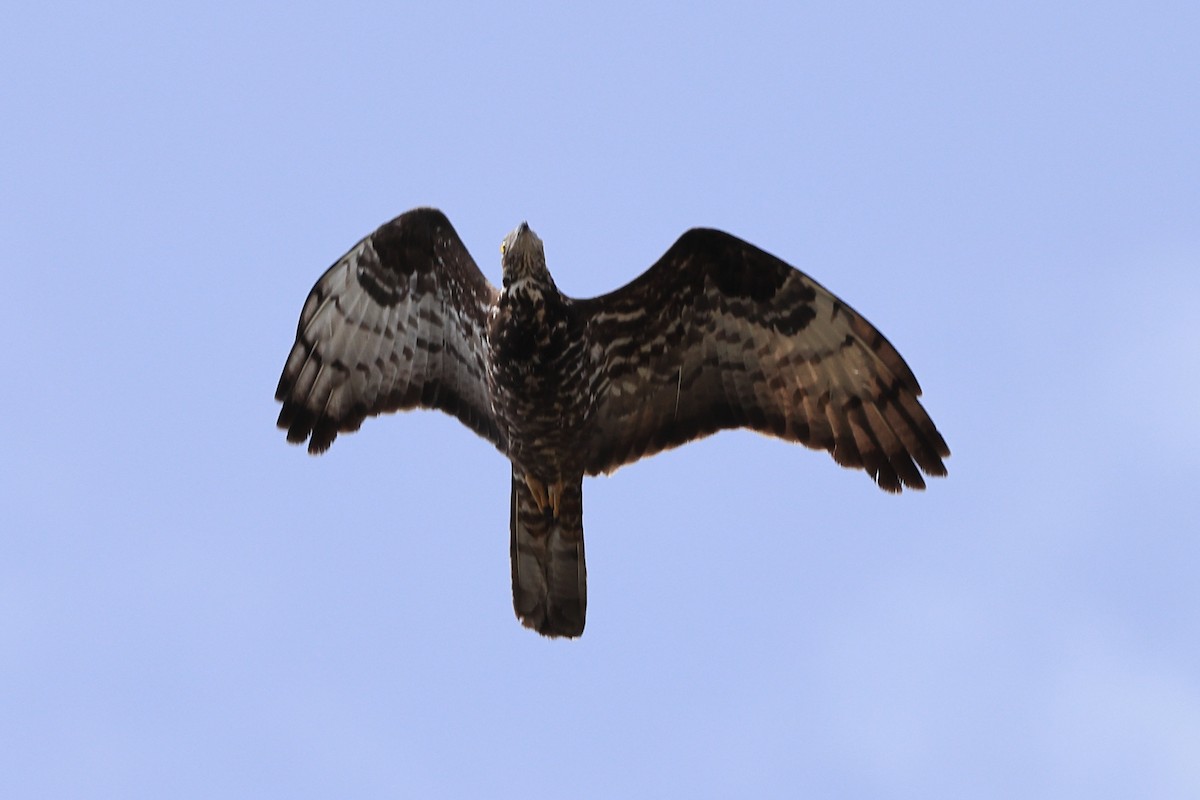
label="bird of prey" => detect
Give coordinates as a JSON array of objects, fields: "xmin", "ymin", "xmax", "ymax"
[{"xmin": 275, "ymin": 208, "xmax": 949, "ymax": 638}]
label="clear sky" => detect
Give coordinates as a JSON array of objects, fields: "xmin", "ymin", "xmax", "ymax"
[{"xmin": 4, "ymin": 2, "xmax": 1198, "ymax": 798}]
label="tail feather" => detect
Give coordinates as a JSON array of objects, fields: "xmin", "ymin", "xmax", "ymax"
[{"xmin": 510, "ymin": 470, "xmax": 586, "ymax": 637}]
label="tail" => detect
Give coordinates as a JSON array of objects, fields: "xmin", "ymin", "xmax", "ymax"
[{"xmin": 510, "ymin": 470, "xmax": 587, "ymax": 638}]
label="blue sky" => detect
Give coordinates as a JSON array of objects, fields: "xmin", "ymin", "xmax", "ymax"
[{"xmin": 4, "ymin": 2, "xmax": 1198, "ymax": 797}]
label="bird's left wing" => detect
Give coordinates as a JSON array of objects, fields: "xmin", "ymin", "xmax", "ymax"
[
  {"xmin": 276, "ymin": 208, "xmax": 503, "ymax": 454},
  {"xmin": 575, "ymin": 228, "xmax": 949, "ymax": 492}
]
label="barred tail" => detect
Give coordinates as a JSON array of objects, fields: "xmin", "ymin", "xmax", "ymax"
[{"xmin": 509, "ymin": 470, "xmax": 587, "ymax": 638}]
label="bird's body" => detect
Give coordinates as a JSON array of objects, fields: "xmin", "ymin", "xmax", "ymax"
[
  {"xmin": 488, "ymin": 230, "xmax": 590, "ymax": 487},
  {"xmin": 276, "ymin": 208, "xmax": 949, "ymax": 638}
]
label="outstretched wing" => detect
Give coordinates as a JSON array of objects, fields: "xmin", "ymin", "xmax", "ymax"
[
  {"xmin": 577, "ymin": 228, "xmax": 949, "ymax": 492},
  {"xmin": 276, "ymin": 208, "xmax": 503, "ymax": 454}
]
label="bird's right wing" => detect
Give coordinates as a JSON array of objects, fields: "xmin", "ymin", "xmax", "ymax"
[{"xmin": 276, "ymin": 208, "xmax": 503, "ymax": 454}]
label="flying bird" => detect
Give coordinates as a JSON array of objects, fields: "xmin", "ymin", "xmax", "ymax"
[{"xmin": 276, "ymin": 208, "xmax": 949, "ymax": 638}]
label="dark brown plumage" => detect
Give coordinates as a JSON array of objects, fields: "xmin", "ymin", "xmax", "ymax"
[{"xmin": 276, "ymin": 208, "xmax": 949, "ymax": 638}]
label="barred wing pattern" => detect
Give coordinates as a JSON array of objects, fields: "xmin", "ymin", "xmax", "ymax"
[
  {"xmin": 578, "ymin": 228, "xmax": 949, "ymax": 492},
  {"xmin": 276, "ymin": 209, "xmax": 502, "ymax": 454}
]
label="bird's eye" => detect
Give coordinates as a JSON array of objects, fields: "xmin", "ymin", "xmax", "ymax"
[{"xmin": 500, "ymin": 242, "xmax": 507, "ymax": 256}]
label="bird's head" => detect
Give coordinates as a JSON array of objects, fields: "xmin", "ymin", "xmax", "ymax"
[{"xmin": 500, "ymin": 222, "xmax": 556, "ymax": 296}]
